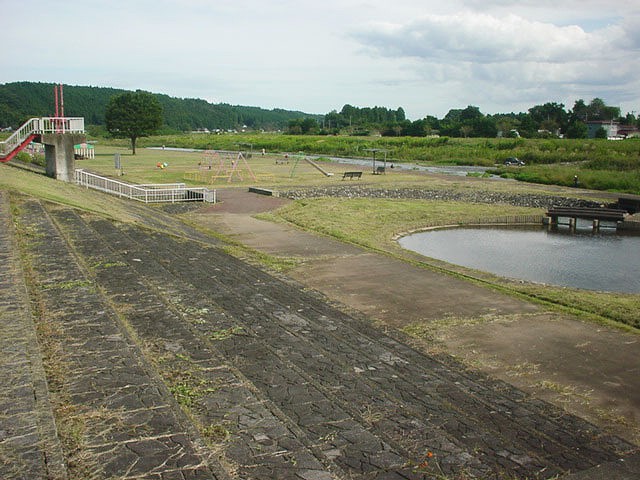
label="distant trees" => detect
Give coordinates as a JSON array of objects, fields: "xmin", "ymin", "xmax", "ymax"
[
  {"xmin": 105, "ymin": 91, "xmax": 163, "ymax": 154},
  {"xmin": 563, "ymin": 98, "xmax": 621, "ymax": 139},
  {"xmin": 564, "ymin": 121, "xmax": 588, "ymax": 139},
  {"xmin": 287, "ymin": 117, "xmax": 318, "ymax": 134},
  {"xmin": 571, "ymin": 98, "xmax": 620, "ymax": 122},
  {"xmin": 528, "ymin": 102, "xmax": 568, "ymax": 134},
  {"xmin": 319, "ymin": 98, "xmax": 630, "ymax": 139},
  {"xmin": 0, "ymin": 82, "xmax": 317, "ymax": 132},
  {"xmin": 322, "ymin": 104, "xmax": 405, "ymax": 134},
  {"xmin": 1, "ymin": 82, "xmax": 636, "ymax": 140}
]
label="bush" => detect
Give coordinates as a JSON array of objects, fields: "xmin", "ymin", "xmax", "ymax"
[{"xmin": 15, "ymin": 151, "xmax": 32, "ymax": 163}]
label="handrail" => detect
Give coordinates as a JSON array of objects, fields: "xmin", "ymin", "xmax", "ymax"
[
  {"xmin": 1, "ymin": 117, "xmax": 85, "ymax": 157},
  {"xmin": 74, "ymin": 169, "xmax": 216, "ymax": 203}
]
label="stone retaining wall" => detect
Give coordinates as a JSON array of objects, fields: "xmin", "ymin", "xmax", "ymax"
[{"xmin": 280, "ymin": 186, "xmax": 605, "ymax": 209}]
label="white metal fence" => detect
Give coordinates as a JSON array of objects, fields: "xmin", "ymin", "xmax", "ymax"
[{"xmin": 75, "ymin": 169, "xmax": 216, "ymax": 203}]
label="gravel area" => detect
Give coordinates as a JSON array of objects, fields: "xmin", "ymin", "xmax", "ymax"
[{"xmin": 280, "ymin": 186, "xmax": 608, "ymax": 209}]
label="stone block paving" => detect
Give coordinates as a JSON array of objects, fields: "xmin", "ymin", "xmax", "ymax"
[
  {"xmin": 12, "ymin": 198, "xmax": 224, "ymax": 480},
  {"xmin": 3, "ymin": 193, "xmax": 638, "ymax": 479},
  {"xmin": 0, "ymin": 192, "xmax": 66, "ymax": 480},
  {"xmin": 48, "ymin": 208, "xmax": 340, "ymax": 480},
  {"xmin": 45, "ymin": 203, "xmax": 637, "ymax": 479}
]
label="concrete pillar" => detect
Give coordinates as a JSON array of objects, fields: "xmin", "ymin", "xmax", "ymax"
[{"xmin": 41, "ymin": 133, "xmax": 86, "ymax": 182}]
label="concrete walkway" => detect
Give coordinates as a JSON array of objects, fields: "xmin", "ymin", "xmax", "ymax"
[{"xmin": 194, "ymin": 188, "xmax": 640, "ymax": 447}]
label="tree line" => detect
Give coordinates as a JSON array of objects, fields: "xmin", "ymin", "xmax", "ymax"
[
  {"xmin": 1, "ymin": 82, "xmax": 637, "ymax": 140},
  {"xmin": 0, "ymin": 82, "xmax": 316, "ymax": 132},
  {"xmin": 289, "ymin": 99, "xmax": 638, "ymax": 139}
]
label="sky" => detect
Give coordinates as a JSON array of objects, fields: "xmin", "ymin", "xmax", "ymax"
[{"xmin": 2, "ymin": 0, "xmax": 639, "ymax": 119}]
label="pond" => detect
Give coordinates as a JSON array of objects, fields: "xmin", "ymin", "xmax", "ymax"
[{"xmin": 398, "ymin": 224, "xmax": 640, "ymax": 293}]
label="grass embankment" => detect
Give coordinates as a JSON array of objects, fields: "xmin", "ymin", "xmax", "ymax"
[
  {"xmin": 265, "ymin": 197, "xmax": 541, "ymax": 248},
  {"xmin": 0, "ymin": 165, "xmax": 139, "ymax": 223},
  {"xmin": 265, "ymin": 197, "xmax": 640, "ymax": 330}
]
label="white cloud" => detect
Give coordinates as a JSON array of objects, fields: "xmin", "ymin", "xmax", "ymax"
[
  {"xmin": 1, "ymin": 1, "xmax": 639, "ymax": 118},
  {"xmin": 351, "ymin": 10, "xmax": 640, "ymax": 115},
  {"xmin": 355, "ymin": 12, "xmax": 632, "ymax": 63}
]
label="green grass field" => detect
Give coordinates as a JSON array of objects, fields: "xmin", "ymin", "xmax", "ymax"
[
  {"xmin": 70, "ymin": 139, "xmax": 631, "ymax": 200},
  {"xmin": 130, "ymin": 133, "xmax": 640, "ymax": 194},
  {"xmin": 75, "ymin": 143, "xmax": 486, "ymax": 190},
  {"xmin": 266, "ymin": 197, "xmax": 542, "ymax": 247}
]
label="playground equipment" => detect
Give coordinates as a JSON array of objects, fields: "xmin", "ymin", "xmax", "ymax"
[
  {"xmin": 74, "ymin": 142, "xmax": 95, "ymax": 159},
  {"xmin": 198, "ymin": 150, "xmax": 256, "ymax": 183},
  {"xmin": 289, "ymin": 153, "xmax": 334, "ymax": 178},
  {"xmin": 364, "ymin": 148, "xmax": 389, "ymax": 174}
]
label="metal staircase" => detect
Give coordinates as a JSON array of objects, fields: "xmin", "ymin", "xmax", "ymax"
[{"xmin": 0, "ymin": 117, "xmax": 85, "ymax": 163}]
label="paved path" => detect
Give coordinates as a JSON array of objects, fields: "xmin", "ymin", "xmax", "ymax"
[
  {"xmin": 196, "ymin": 190, "xmax": 640, "ymax": 422},
  {"xmin": 1, "ymin": 188, "xmax": 638, "ymax": 479}
]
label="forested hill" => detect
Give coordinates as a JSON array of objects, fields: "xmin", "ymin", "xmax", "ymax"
[{"xmin": 0, "ymin": 82, "xmax": 318, "ymax": 131}]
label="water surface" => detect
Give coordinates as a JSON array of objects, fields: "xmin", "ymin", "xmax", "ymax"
[{"xmin": 398, "ymin": 225, "xmax": 640, "ymax": 293}]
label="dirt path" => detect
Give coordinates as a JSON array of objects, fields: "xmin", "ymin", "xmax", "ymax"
[{"xmin": 195, "ymin": 188, "xmax": 640, "ymax": 447}]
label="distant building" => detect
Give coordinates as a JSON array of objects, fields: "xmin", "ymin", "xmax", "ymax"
[
  {"xmin": 617, "ymin": 124, "xmax": 640, "ymax": 139},
  {"xmin": 586, "ymin": 121, "xmax": 639, "ymax": 139}
]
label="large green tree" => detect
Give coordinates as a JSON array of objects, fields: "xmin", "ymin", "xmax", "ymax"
[
  {"xmin": 528, "ymin": 102, "xmax": 567, "ymax": 134},
  {"xmin": 105, "ymin": 90, "xmax": 163, "ymax": 154}
]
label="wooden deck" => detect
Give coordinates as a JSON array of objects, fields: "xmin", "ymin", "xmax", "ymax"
[
  {"xmin": 546, "ymin": 206, "xmax": 627, "ymax": 230},
  {"xmin": 546, "ymin": 206, "xmax": 627, "ymax": 222}
]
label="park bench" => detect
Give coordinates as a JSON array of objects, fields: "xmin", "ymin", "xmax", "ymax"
[
  {"xmin": 342, "ymin": 171, "xmax": 362, "ymax": 180},
  {"xmin": 374, "ymin": 166, "xmax": 385, "ymax": 174}
]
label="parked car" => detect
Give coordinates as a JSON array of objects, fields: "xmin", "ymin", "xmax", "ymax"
[{"xmin": 504, "ymin": 157, "xmax": 525, "ymax": 166}]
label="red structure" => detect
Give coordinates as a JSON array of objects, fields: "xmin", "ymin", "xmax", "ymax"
[
  {"xmin": 0, "ymin": 84, "xmax": 85, "ymax": 165},
  {"xmin": 53, "ymin": 84, "xmax": 64, "ymax": 132}
]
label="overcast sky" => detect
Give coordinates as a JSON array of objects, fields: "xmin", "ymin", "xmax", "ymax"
[{"xmin": 2, "ymin": 0, "xmax": 639, "ymax": 119}]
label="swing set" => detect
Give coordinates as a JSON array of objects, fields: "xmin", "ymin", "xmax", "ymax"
[{"xmin": 198, "ymin": 150, "xmax": 257, "ymax": 183}]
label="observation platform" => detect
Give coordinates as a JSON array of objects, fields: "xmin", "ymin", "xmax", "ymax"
[{"xmin": 0, "ymin": 117, "xmax": 85, "ymax": 182}]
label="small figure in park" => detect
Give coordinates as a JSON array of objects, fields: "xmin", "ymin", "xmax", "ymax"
[{"xmin": 573, "ymin": 175, "xmax": 579, "ymax": 188}]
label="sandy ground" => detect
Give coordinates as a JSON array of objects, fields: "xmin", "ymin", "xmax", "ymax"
[{"xmin": 192, "ymin": 187, "xmax": 640, "ymax": 445}]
